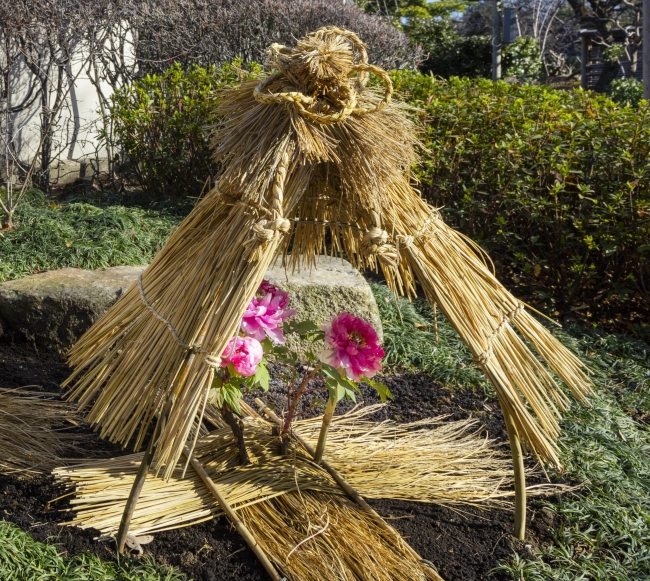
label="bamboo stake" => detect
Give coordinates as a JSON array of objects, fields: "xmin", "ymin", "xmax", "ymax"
[
  {"xmin": 116, "ymin": 396, "xmax": 174, "ymax": 553},
  {"xmin": 255, "ymin": 398, "xmax": 444, "ymax": 581},
  {"xmin": 313, "ymin": 396, "xmax": 336, "ymax": 464},
  {"xmin": 182, "ymin": 445, "xmax": 285, "ymax": 581},
  {"xmin": 503, "ymin": 411, "xmax": 526, "ymax": 540},
  {"xmin": 116, "ymin": 430, "xmax": 157, "ymax": 554}
]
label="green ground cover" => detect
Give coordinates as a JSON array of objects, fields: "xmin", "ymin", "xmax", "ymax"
[
  {"xmin": 0, "ymin": 521, "xmax": 185, "ymax": 581},
  {"xmin": 0, "ymin": 190, "xmax": 180, "ymax": 283}
]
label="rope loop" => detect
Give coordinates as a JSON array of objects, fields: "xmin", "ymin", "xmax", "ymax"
[
  {"xmin": 246, "ymin": 217, "xmax": 292, "ymax": 246},
  {"xmin": 243, "ymin": 218, "xmax": 291, "ymax": 257},
  {"xmin": 252, "ymin": 27, "xmax": 392, "ymax": 125},
  {"xmin": 396, "ymin": 234, "xmax": 414, "ymax": 249},
  {"xmin": 204, "ymin": 354, "xmax": 223, "ymax": 370}
]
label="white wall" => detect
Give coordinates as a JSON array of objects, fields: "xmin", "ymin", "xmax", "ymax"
[{"xmin": 3, "ymin": 28, "xmax": 135, "ymax": 186}]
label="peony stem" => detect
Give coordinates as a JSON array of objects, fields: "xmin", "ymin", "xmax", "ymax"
[
  {"xmin": 313, "ymin": 396, "xmax": 337, "ymax": 464},
  {"xmin": 283, "ymin": 363, "xmax": 321, "ymax": 433},
  {"xmin": 221, "ymin": 403, "xmax": 250, "ymax": 465}
]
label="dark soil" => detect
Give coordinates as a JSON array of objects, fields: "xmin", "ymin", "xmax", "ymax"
[{"xmin": 0, "ymin": 335, "xmax": 559, "ymax": 581}]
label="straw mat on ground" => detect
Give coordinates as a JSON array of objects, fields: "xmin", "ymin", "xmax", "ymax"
[
  {"xmin": 239, "ymin": 491, "xmax": 433, "ymax": 581},
  {"xmin": 0, "ymin": 388, "xmax": 83, "ymax": 475},
  {"xmin": 53, "ymin": 405, "xmax": 548, "ymax": 538}
]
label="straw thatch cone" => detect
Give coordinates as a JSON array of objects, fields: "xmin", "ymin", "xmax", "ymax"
[{"xmin": 64, "ymin": 26, "xmax": 591, "ymax": 477}]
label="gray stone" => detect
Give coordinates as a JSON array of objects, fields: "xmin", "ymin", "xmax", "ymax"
[
  {"xmin": 0, "ymin": 266, "xmax": 146, "ymax": 351},
  {"xmin": 265, "ymin": 257, "xmax": 383, "ymax": 358},
  {"xmin": 0, "ymin": 257, "xmax": 381, "ymax": 355}
]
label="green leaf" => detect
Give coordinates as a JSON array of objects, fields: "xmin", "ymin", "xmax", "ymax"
[
  {"xmin": 322, "ymin": 364, "xmax": 358, "ymax": 402},
  {"xmin": 344, "ymin": 384, "xmax": 357, "ymax": 403},
  {"xmin": 325, "ymin": 378, "xmax": 341, "ymax": 401},
  {"xmin": 361, "ymin": 376, "xmax": 393, "ymax": 403},
  {"xmin": 306, "ymin": 330, "xmax": 325, "ymax": 342},
  {"xmin": 222, "ymin": 383, "xmax": 243, "ymax": 414},
  {"xmin": 253, "ymin": 358, "xmax": 270, "ymax": 391},
  {"xmin": 320, "ymin": 362, "xmax": 343, "ymax": 381},
  {"xmin": 292, "ymin": 321, "xmax": 319, "ymax": 337}
]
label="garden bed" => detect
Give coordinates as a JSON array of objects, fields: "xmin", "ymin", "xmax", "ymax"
[{"xmin": 0, "ymin": 335, "xmax": 557, "ymax": 581}]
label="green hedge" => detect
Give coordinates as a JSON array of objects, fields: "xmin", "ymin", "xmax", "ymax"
[
  {"xmin": 391, "ymin": 72, "xmax": 650, "ymax": 334},
  {"xmin": 107, "ymin": 62, "xmax": 262, "ymax": 199}
]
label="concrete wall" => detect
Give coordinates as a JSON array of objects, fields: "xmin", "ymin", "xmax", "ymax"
[{"xmin": 3, "ymin": 31, "xmax": 134, "ymax": 186}]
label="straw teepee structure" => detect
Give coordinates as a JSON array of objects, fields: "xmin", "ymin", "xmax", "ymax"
[
  {"xmin": 63, "ymin": 26, "xmax": 591, "ymax": 551},
  {"xmin": 65, "ymin": 26, "xmax": 590, "ymax": 474}
]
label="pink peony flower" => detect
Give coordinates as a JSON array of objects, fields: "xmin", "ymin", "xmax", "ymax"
[
  {"xmin": 319, "ymin": 312, "xmax": 385, "ymax": 381},
  {"xmin": 241, "ymin": 280, "xmax": 296, "ymax": 344},
  {"xmin": 221, "ymin": 336, "xmax": 263, "ymax": 377}
]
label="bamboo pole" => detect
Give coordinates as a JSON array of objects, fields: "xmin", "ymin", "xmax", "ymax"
[
  {"xmin": 182, "ymin": 446, "xmax": 285, "ymax": 581},
  {"xmin": 115, "ymin": 394, "xmax": 174, "ymax": 553},
  {"xmin": 254, "ymin": 398, "xmax": 444, "ymax": 581},
  {"xmin": 503, "ymin": 412, "xmax": 526, "ymax": 540}
]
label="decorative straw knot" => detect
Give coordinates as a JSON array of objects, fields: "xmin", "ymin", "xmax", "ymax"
[
  {"xmin": 204, "ymin": 354, "xmax": 222, "ymax": 370},
  {"xmin": 244, "ymin": 218, "xmax": 292, "ymax": 260},
  {"xmin": 473, "ymin": 349, "xmax": 494, "ymax": 367},
  {"xmin": 396, "ymin": 234, "xmax": 414, "ymax": 249},
  {"xmin": 361, "ymin": 227, "xmax": 399, "ymax": 267},
  {"xmin": 250, "ymin": 218, "xmax": 291, "ymax": 242},
  {"xmin": 395, "ymin": 214, "xmax": 440, "ymax": 252},
  {"xmin": 253, "ymin": 27, "xmax": 393, "ymax": 125}
]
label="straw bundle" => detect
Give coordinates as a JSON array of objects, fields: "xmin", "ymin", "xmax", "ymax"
[
  {"xmin": 239, "ymin": 491, "xmax": 433, "ymax": 581},
  {"xmin": 64, "ymin": 26, "xmax": 590, "ymax": 477},
  {"xmin": 54, "ymin": 419, "xmax": 339, "ymax": 537},
  {"xmin": 0, "ymin": 388, "xmax": 83, "ymax": 475},
  {"xmin": 294, "ymin": 405, "xmax": 519, "ymax": 506},
  {"xmin": 53, "ymin": 405, "xmax": 549, "ymax": 538}
]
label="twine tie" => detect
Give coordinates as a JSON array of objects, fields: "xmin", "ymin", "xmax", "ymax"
[
  {"xmin": 360, "ymin": 227, "xmax": 399, "ymax": 267},
  {"xmin": 138, "ymin": 272, "xmax": 227, "ymax": 371},
  {"xmin": 473, "ymin": 304, "xmax": 525, "ymax": 367}
]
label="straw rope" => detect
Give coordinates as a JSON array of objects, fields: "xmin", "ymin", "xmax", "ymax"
[
  {"xmin": 254, "ymin": 27, "xmax": 392, "ymax": 125},
  {"xmin": 361, "ymin": 227, "xmax": 399, "ymax": 267},
  {"xmin": 244, "ymin": 148, "xmax": 292, "ymax": 261},
  {"xmin": 254, "ymin": 65, "xmax": 392, "ymax": 125},
  {"xmin": 472, "ymin": 303, "xmax": 525, "ymax": 367},
  {"xmin": 138, "ymin": 272, "xmax": 223, "ymax": 370}
]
